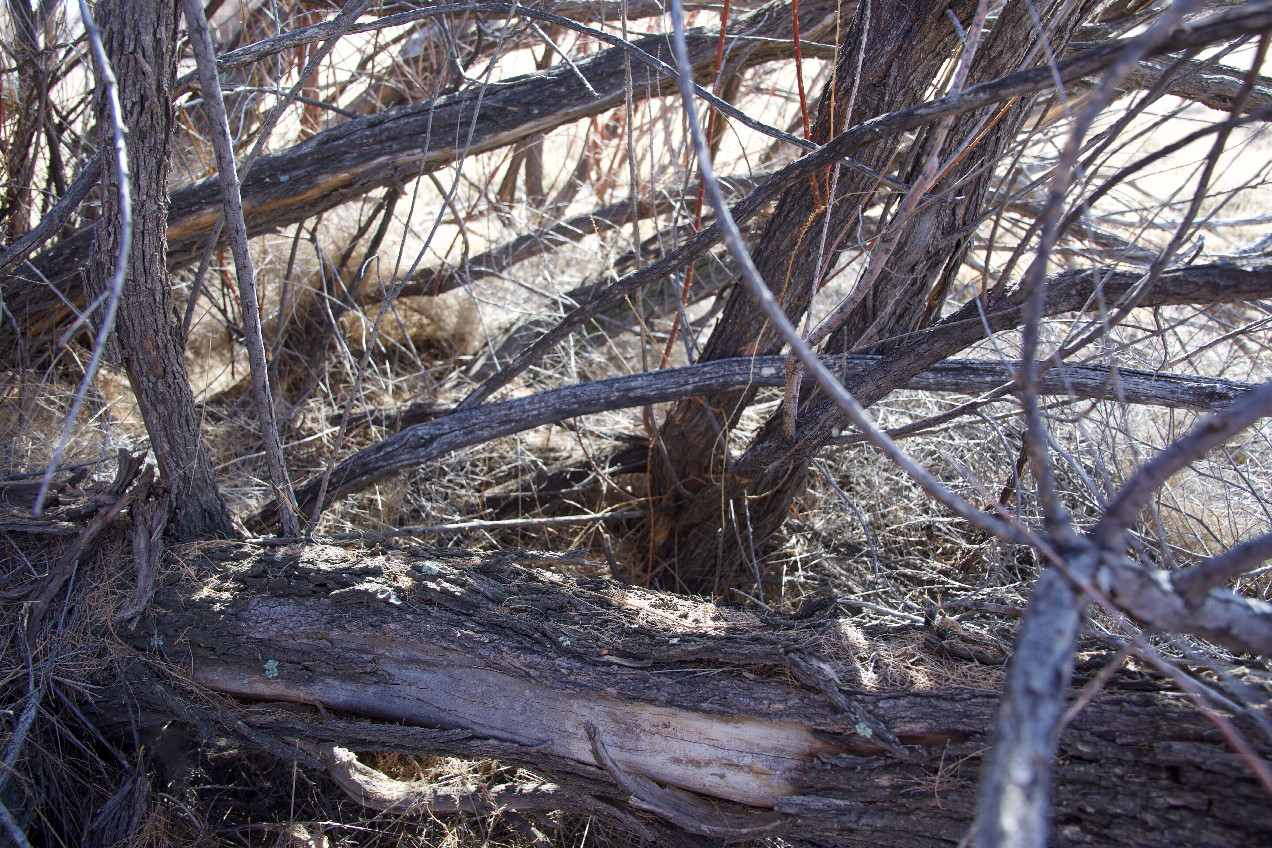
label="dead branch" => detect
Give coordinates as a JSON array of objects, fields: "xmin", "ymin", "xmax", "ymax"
[
  {"xmin": 4, "ymin": 0, "xmax": 841, "ymax": 346},
  {"xmin": 1095, "ymin": 382, "xmax": 1272, "ymax": 550},
  {"xmin": 1173, "ymin": 532, "xmax": 1272, "ymax": 600},
  {"xmin": 254, "ymin": 261, "xmax": 1272, "ymax": 529},
  {"xmin": 183, "ymin": 0, "xmax": 300, "ymax": 534},
  {"xmin": 1121, "ymin": 55, "xmax": 1272, "ymax": 113},
  {"xmin": 316, "ymin": 745, "xmax": 576, "ymax": 815}
]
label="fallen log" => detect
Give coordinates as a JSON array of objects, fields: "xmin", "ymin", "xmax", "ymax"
[{"xmin": 118, "ymin": 541, "xmax": 1272, "ymax": 846}]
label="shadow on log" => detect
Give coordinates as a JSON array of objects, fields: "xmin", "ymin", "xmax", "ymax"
[{"xmin": 115, "ymin": 541, "xmax": 1272, "ymax": 846}]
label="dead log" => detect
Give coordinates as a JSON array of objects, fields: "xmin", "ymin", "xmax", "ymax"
[
  {"xmin": 120, "ymin": 541, "xmax": 1272, "ymax": 847},
  {"xmin": 3, "ymin": 0, "xmax": 840, "ymax": 346}
]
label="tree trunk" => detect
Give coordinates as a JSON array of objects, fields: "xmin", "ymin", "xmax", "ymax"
[
  {"xmin": 645, "ymin": 0, "xmax": 973, "ymax": 592},
  {"xmin": 117, "ymin": 541, "xmax": 1272, "ymax": 846},
  {"xmin": 85, "ymin": 0, "xmax": 235, "ymax": 540},
  {"xmin": 648, "ymin": 0, "xmax": 1099, "ymax": 590},
  {"xmin": 3, "ymin": 0, "xmax": 842, "ymax": 349}
]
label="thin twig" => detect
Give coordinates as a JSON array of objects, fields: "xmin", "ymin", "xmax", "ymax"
[
  {"xmin": 35, "ymin": 1, "xmax": 131, "ymax": 516},
  {"xmin": 0, "ymin": 154, "xmax": 100, "ymax": 279},
  {"xmin": 459, "ymin": 0, "xmax": 1272, "ymax": 410},
  {"xmin": 305, "ymin": 0, "xmax": 518, "ymax": 534},
  {"xmin": 183, "ymin": 0, "xmax": 299, "ymax": 535}
]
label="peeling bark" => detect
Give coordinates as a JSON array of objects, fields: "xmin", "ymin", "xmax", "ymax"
[
  {"xmin": 3, "ymin": 0, "xmax": 841, "ymax": 348},
  {"xmin": 118, "ymin": 541, "xmax": 1272, "ymax": 847}
]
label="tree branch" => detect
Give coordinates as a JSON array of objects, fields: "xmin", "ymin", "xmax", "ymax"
[
  {"xmin": 1173, "ymin": 531, "xmax": 1272, "ymax": 601},
  {"xmin": 252, "ymin": 348, "xmax": 1258, "ymax": 529},
  {"xmin": 183, "ymin": 0, "xmax": 300, "ymax": 535},
  {"xmin": 1095, "ymin": 381, "xmax": 1272, "ymax": 551}
]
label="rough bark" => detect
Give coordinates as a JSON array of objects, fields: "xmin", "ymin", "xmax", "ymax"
[
  {"xmin": 85, "ymin": 0, "xmax": 235, "ymax": 540},
  {"xmin": 116, "ymin": 541, "xmax": 1272, "ymax": 847},
  {"xmin": 646, "ymin": 0, "xmax": 977, "ymax": 586},
  {"xmin": 647, "ymin": 0, "xmax": 1103, "ymax": 590},
  {"xmin": 3, "ymin": 0, "xmax": 841, "ymax": 347}
]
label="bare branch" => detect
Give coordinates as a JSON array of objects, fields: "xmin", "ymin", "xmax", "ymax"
[
  {"xmin": 1098, "ymin": 557, "xmax": 1272, "ymax": 656},
  {"xmin": 1173, "ymin": 532, "xmax": 1272, "ymax": 601},
  {"xmin": 460, "ymin": 1, "xmax": 1272, "ymax": 408},
  {"xmin": 969, "ymin": 549, "xmax": 1097, "ymax": 848},
  {"xmin": 13, "ymin": 0, "xmax": 1272, "ymax": 354},
  {"xmin": 182, "ymin": 0, "xmax": 300, "ymax": 535},
  {"xmin": 0, "ymin": 154, "xmax": 99, "ymax": 280},
  {"xmin": 1121, "ymin": 55, "xmax": 1272, "ymax": 113},
  {"xmin": 1095, "ymin": 382, "xmax": 1272, "ymax": 551},
  {"xmin": 252, "ymin": 315, "xmax": 1265, "ymax": 529},
  {"xmin": 385, "ymin": 170, "xmax": 767, "ymax": 299},
  {"xmin": 318, "ymin": 745, "xmax": 575, "ymax": 815}
]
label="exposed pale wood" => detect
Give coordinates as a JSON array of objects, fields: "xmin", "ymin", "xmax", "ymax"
[
  {"xmin": 3, "ymin": 0, "xmax": 841, "ymax": 345},
  {"xmin": 317, "ymin": 745, "xmax": 573, "ymax": 814},
  {"xmin": 124, "ymin": 541, "xmax": 1272, "ymax": 847}
]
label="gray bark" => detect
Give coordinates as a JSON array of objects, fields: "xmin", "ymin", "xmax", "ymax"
[
  {"xmin": 121, "ymin": 541, "xmax": 1272, "ymax": 847},
  {"xmin": 84, "ymin": 0, "xmax": 235, "ymax": 540}
]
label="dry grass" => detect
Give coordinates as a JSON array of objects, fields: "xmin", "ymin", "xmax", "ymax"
[{"xmin": 4, "ymin": 1, "xmax": 1272, "ymax": 845}]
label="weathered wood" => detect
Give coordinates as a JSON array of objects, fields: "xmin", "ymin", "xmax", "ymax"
[
  {"xmin": 125, "ymin": 541, "xmax": 1272, "ymax": 846},
  {"xmin": 294, "ymin": 352, "xmax": 1248, "ymax": 511},
  {"xmin": 252, "ymin": 263, "xmax": 1271, "ymax": 530},
  {"xmin": 651, "ymin": 259, "xmax": 1272, "ymax": 591},
  {"xmin": 3, "ymin": 0, "xmax": 840, "ymax": 345},
  {"xmin": 356, "ymin": 356, "xmax": 1253, "ymax": 433}
]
